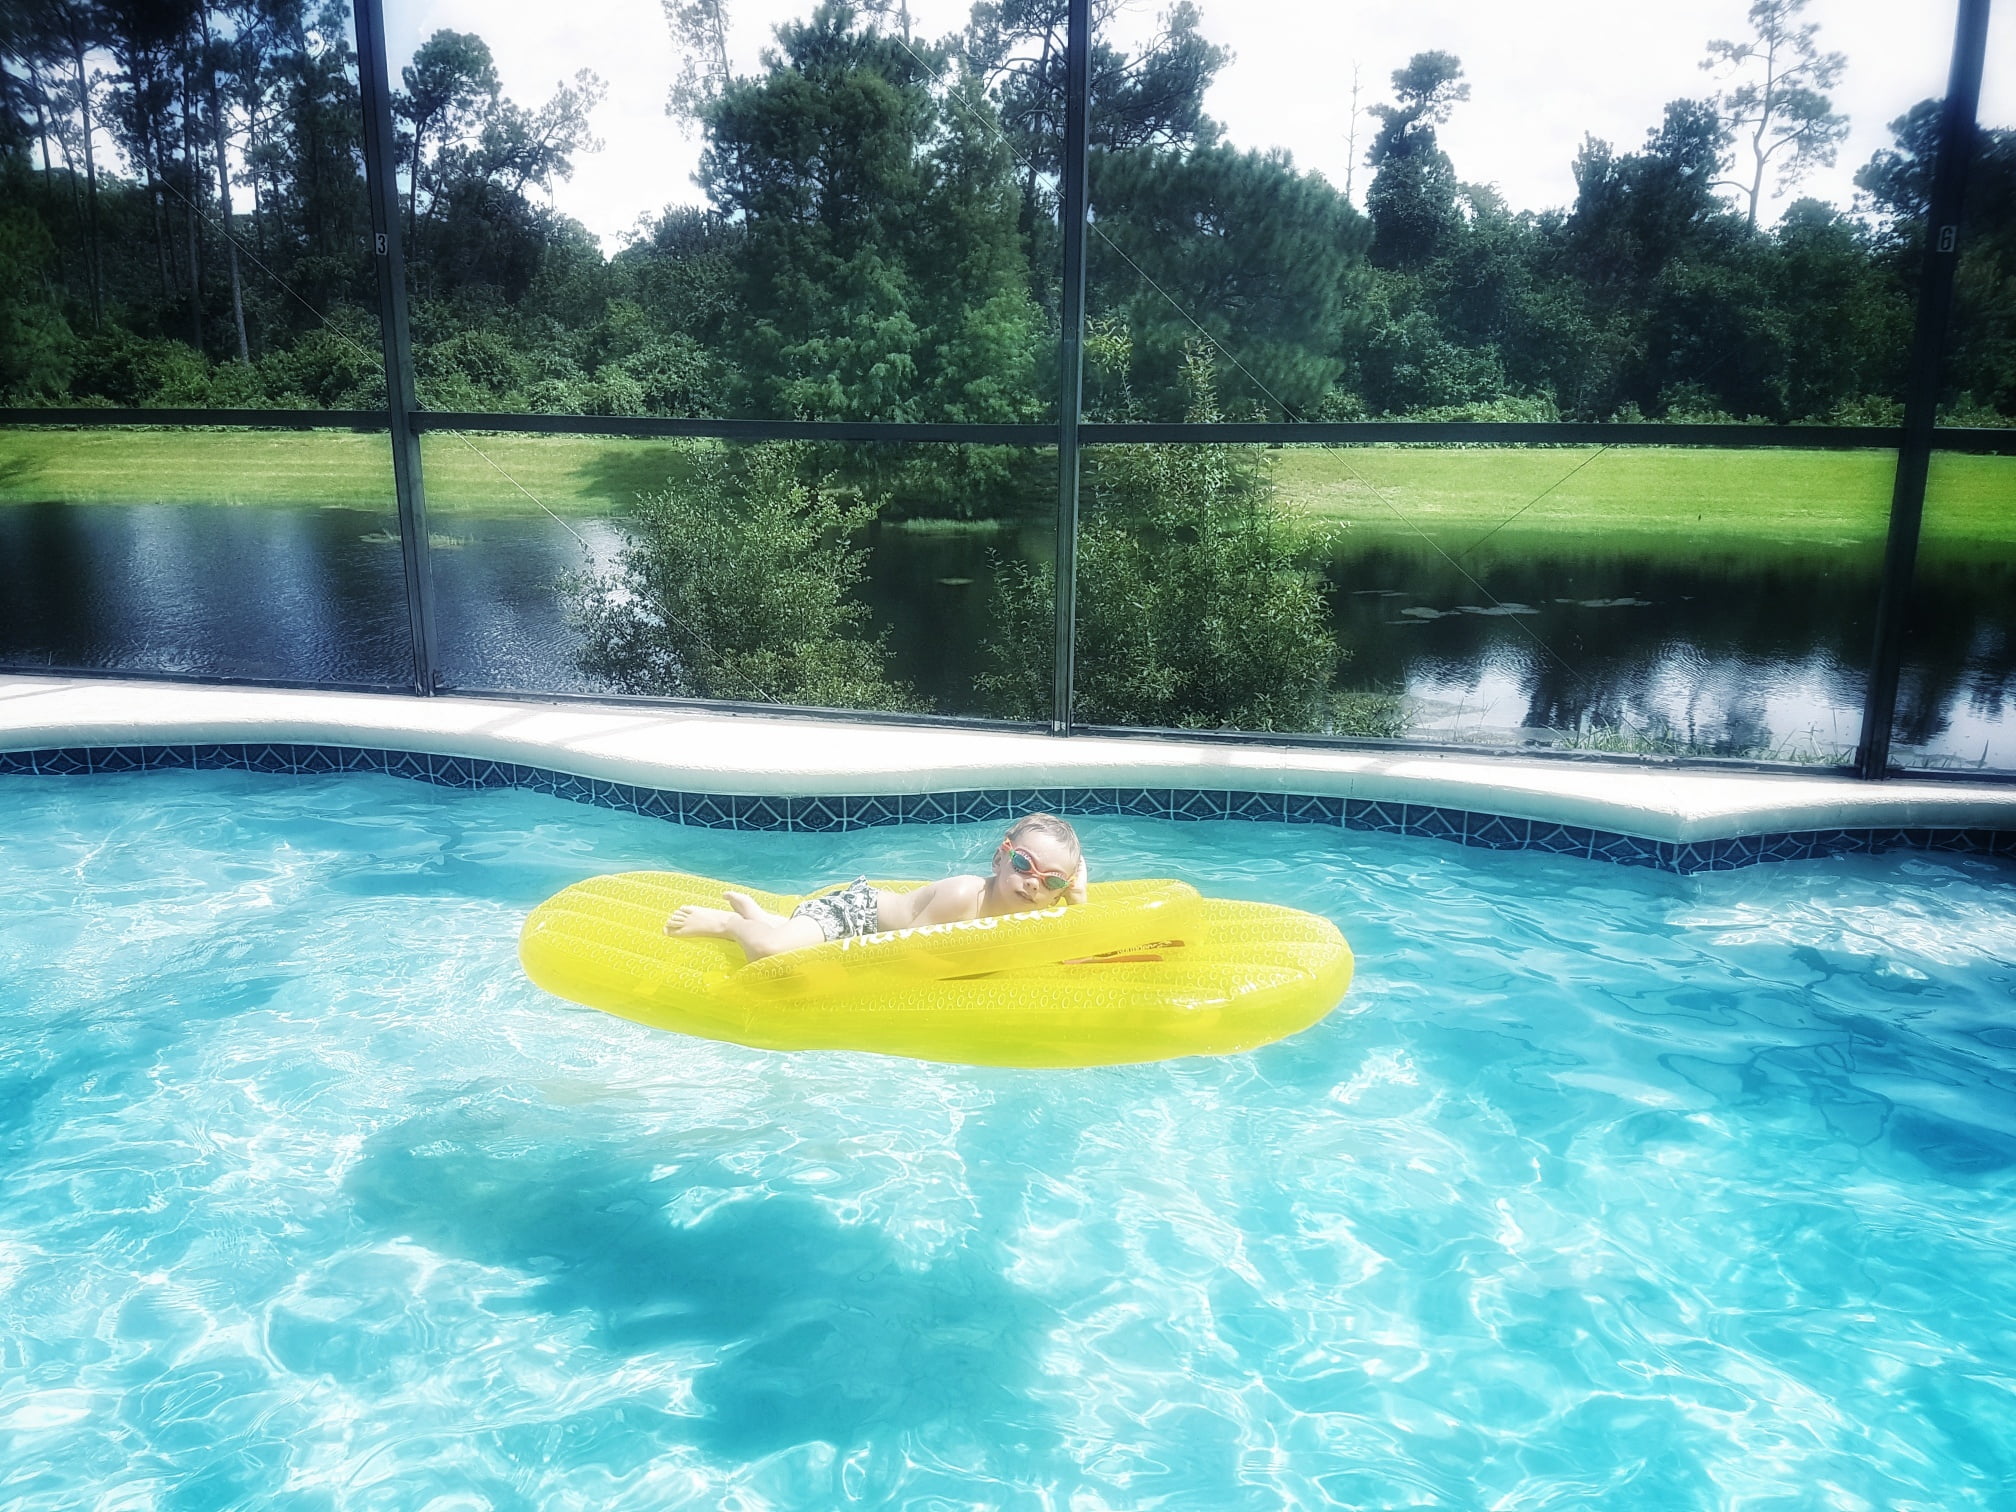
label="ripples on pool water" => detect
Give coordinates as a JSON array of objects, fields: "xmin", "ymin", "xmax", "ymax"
[{"xmin": 2, "ymin": 772, "xmax": 2014, "ymax": 1509}]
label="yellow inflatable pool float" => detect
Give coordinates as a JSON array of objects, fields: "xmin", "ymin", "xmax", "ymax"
[{"xmin": 519, "ymin": 871, "xmax": 1354, "ymax": 1068}]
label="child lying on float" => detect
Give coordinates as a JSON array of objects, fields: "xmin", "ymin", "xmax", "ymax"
[{"xmin": 667, "ymin": 812, "xmax": 1087, "ymax": 961}]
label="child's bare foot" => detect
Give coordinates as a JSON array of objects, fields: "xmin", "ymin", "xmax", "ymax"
[
  {"xmin": 665, "ymin": 904, "xmax": 735, "ymax": 938},
  {"xmin": 722, "ymin": 890, "xmax": 768, "ymax": 921}
]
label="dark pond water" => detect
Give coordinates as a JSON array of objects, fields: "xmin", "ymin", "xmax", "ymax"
[{"xmin": 3, "ymin": 502, "xmax": 2011, "ymax": 769}]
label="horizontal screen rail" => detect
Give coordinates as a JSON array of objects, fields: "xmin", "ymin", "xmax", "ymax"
[
  {"xmin": 409, "ymin": 413, "xmax": 1056, "ymax": 444},
  {"xmin": 1083, "ymin": 422, "xmax": 2016, "ymax": 453},
  {"xmin": 4, "ymin": 409, "xmax": 2014, "ymax": 453}
]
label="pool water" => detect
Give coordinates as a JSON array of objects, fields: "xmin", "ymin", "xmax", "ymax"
[{"xmin": 3, "ymin": 771, "xmax": 2015, "ymax": 1510}]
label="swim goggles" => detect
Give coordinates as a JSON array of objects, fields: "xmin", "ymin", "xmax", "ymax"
[{"xmin": 1001, "ymin": 841, "xmax": 1075, "ymax": 891}]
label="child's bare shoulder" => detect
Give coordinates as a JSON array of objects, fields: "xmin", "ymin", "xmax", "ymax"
[{"xmin": 907, "ymin": 873, "xmax": 988, "ymax": 925}]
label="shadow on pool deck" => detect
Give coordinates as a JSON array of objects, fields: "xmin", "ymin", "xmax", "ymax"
[{"xmin": 344, "ymin": 1098, "xmax": 1061, "ymax": 1463}]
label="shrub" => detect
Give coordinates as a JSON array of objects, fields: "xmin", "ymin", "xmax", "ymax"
[
  {"xmin": 70, "ymin": 330, "xmax": 210, "ymax": 407},
  {"xmin": 981, "ymin": 350, "xmax": 1342, "ymax": 731},
  {"xmin": 1941, "ymin": 392, "xmax": 2016, "ymax": 427},
  {"xmin": 255, "ymin": 317, "xmax": 385, "ymax": 408},
  {"xmin": 523, "ymin": 377, "xmax": 587, "ymax": 414},
  {"xmin": 1657, "ymin": 381, "xmax": 1745, "ymax": 424},
  {"xmin": 1349, "ymin": 300, "xmax": 1509, "ymax": 416},
  {"xmin": 569, "ymin": 442, "xmax": 922, "ymax": 711},
  {"xmin": 417, "ymin": 325, "xmax": 532, "ymax": 408},
  {"xmin": 1400, "ymin": 393, "xmax": 1561, "ymax": 423},
  {"xmin": 616, "ymin": 335, "xmax": 715, "ymax": 415},
  {"xmin": 1830, "ymin": 394, "xmax": 1903, "ymax": 426},
  {"xmin": 1329, "ymin": 689, "xmax": 1410, "ymax": 739},
  {"xmin": 584, "ymin": 366, "xmax": 647, "ymax": 416}
]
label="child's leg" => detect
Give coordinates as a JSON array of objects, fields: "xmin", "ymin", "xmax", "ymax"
[{"xmin": 665, "ymin": 891, "xmax": 826, "ymax": 961}]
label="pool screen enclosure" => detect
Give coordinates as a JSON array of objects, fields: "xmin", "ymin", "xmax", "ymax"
[{"xmin": 0, "ymin": 0, "xmax": 2006, "ymax": 780}]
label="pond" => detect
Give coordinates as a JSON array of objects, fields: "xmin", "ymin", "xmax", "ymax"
[{"xmin": 1, "ymin": 501, "xmax": 2010, "ymax": 769}]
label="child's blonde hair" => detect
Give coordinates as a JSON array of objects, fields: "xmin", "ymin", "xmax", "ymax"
[{"xmin": 1005, "ymin": 812, "xmax": 1081, "ymax": 860}]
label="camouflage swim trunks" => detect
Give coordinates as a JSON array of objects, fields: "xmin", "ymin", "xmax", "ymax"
[{"xmin": 790, "ymin": 876, "xmax": 883, "ymax": 941}]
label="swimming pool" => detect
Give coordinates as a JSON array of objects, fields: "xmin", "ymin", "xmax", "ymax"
[{"xmin": 4, "ymin": 767, "xmax": 2015, "ymax": 1508}]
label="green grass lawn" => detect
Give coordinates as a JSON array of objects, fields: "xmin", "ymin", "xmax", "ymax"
[
  {"xmin": 2, "ymin": 427, "xmax": 2009, "ymax": 552},
  {"xmin": 0, "ymin": 428, "xmax": 396, "ymax": 509},
  {"xmin": 0, "ymin": 428, "xmax": 699, "ymax": 515},
  {"xmin": 1270, "ymin": 445, "xmax": 2016, "ymax": 550}
]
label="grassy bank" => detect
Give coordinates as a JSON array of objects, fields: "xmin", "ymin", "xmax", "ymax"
[
  {"xmin": 1270, "ymin": 445, "xmax": 2016, "ymax": 549},
  {"xmin": 0, "ymin": 427, "xmax": 397, "ymax": 509},
  {"xmin": 0, "ymin": 428, "xmax": 698, "ymax": 515},
  {"xmin": 2, "ymin": 427, "xmax": 2009, "ymax": 549}
]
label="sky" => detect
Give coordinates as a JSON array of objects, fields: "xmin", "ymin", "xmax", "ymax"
[{"xmin": 379, "ymin": 0, "xmax": 2016, "ymax": 253}]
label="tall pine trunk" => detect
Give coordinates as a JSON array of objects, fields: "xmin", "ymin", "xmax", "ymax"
[
  {"xmin": 145, "ymin": 133, "xmax": 175, "ymax": 302},
  {"xmin": 26, "ymin": 62, "xmax": 73, "ymax": 311},
  {"xmin": 203, "ymin": 8, "xmax": 250, "ymax": 362},
  {"xmin": 163, "ymin": 156, "xmax": 186, "ymax": 301},
  {"xmin": 68, "ymin": 33, "xmax": 104, "ymax": 326},
  {"xmin": 60, "ymin": 129, "xmax": 86, "ymax": 297},
  {"xmin": 181, "ymin": 58, "xmax": 205, "ymax": 351},
  {"xmin": 406, "ymin": 121, "xmax": 424, "ymax": 266},
  {"xmin": 133, "ymin": 58, "xmax": 178, "ymax": 304},
  {"xmin": 246, "ymin": 102, "xmax": 267, "ymax": 258},
  {"xmin": 29, "ymin": 61, "xmax": 55, "ymax": 181}
]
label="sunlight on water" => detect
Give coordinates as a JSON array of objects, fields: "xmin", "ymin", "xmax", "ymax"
[{"xmin": 2, "ymin": 771, "xmax": 2014, "ymax": 1509}]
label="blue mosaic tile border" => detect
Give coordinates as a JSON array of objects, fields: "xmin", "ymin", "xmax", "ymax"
[{"xmin": 3, "ymin": 742, "xmax": 2011, "ymax": 876}]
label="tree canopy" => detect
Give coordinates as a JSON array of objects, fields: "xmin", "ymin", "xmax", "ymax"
[{"xmin": 0, "ymin": 0, "xmax": 2007, "ymax": 431}]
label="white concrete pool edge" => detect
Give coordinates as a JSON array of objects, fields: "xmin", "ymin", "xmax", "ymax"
[{"xmin": 3, "ymin": 673, "xmax": 2012, "ymax": 844}]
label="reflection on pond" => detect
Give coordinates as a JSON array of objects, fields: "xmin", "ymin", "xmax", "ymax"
[
  {"xmin": 2, "ymin": 500, "xmax": 414, "ymax": 687},
  {"xmin": 2, "ymin": 502, "xmax": 2011, "ymax": 769},
  {"xmin": 1321, "ymin": 541, "xmax": 1888, "ymax": 758}
]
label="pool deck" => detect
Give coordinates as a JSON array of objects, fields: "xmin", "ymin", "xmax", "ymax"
[{"xmin": 3, "ymin": 674, "xmax": 2012, "ymax": 846}]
